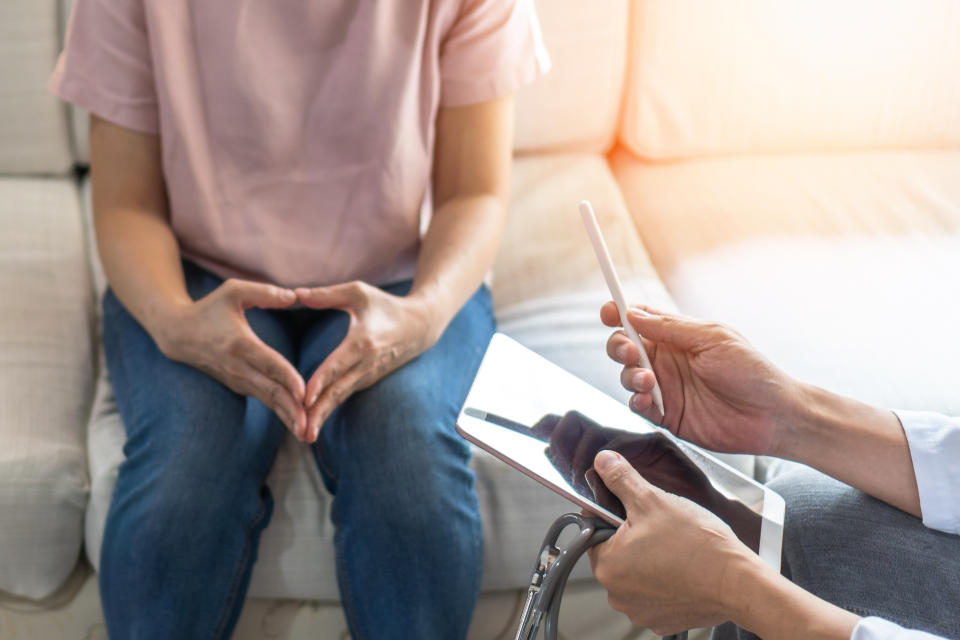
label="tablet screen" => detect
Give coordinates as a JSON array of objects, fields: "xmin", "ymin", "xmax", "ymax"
[{"xmin": 464, "ymin": 408, "xmax": 762, "ymax": 553}]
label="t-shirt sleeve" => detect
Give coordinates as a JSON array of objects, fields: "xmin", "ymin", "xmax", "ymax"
[
  {"xmin": 893, "ymin": 410, "xmax": 960, "ymax": 535},
  {"xmin": 48, "ymin": 0, "xmax": 159, "ymax": 134},
  {"xmin": 439, "ymin": 0, "xmax": 551, "ymax": 107}
]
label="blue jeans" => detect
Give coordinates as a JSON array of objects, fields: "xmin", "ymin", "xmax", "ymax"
[
  {"xmin": 99, "ymin": 261, "xmax": 494, "ymax": 639},
  {"xmin": 712, "ymin": 465, "xmax": 960, "ymax": 639}
]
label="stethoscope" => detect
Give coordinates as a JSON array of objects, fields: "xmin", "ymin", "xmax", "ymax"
[{"xmin": 513, "ymin": 512, "xmax": 615, "ymax": 640}]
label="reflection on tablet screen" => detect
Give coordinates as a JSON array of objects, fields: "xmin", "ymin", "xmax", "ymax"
[{"xmin": 472, "ymin": 409, "xmax": 762, "ymax": 553}]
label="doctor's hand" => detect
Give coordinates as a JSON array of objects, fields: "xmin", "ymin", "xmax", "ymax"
[
  {"xmin": 588, "ymin": 450, "xmax": 862, "ymax": 639},
  {"xmin": 602, "ymin": 303, "xmax": 797, "ymax": 457},
  {"xmin": 155, "ymin": 279, "xmax": 307, "ymax": 436},
  {"xmin": 587, "ymin": 450, "xmax": 757, "ymax": 635},
  {"xmin": 295, "ymin": 282, "xmax": 438, "ymax": 442}
]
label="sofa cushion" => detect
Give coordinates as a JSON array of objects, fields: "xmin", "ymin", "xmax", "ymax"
[
  {"xmin": 0, "ymin": 177, "xmax": 93, "ymax": 599},
  {"xmin": 494, "ymin": 153, "xmax": 664, "ymax": 311},
  {"xmin": 621, "ymin": 0, "xmax": 960, "ymax": 159},
  {"xmin": 493, "ymin": 152, "xmax": 673, "ymax": 392},
  {"xmin": 513, "ymin": 0, "xmax": 628, "ymax": 154},
  {"xmin": 613, "ymin": 148, "xmax": 960, "ymax": 415},
  {"xmin": 0, "ymin": 0, "xmax": 74, "ymax": 175}
]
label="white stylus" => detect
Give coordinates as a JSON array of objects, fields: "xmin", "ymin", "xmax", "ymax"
[{"xmin": 579, "ymin": 200, "xmax": 665, "ymax": 417}]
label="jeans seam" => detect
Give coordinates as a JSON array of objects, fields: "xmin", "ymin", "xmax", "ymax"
[
  {"xmin": 312, "ymin": 439, "xmax": 339, "ymax": 489},
  {"xmin": 334, "ymin": 527, "xmax": 367, "ymax": 640},
  {"xmin": 209, "ymin": 492, "xmax": 271, "ymax": 640}
]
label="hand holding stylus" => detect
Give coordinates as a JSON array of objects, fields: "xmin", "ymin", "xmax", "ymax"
[
  {"xmin": 601, "ymin": 304, "xmax": 796, "ymax": 457},
  {"xmin": 579, "ymin": 200, "xmax": 665, "ymax": 416}
]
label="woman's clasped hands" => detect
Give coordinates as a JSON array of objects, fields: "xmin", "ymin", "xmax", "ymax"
[{"xmin": 156, "ymin": 277, "xmax": 436, "ymax": 444}]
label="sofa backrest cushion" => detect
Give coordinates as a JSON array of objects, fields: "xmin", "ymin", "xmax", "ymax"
[
  {"xmin": 0, "ymin": 0, "xmax": 75, "ymax": 175},
  {"xmin": 621, "ymin": 0, "xmax": 960, "ymax": 159},
  {"xmin": 513, "ymin": 0, "xmax": 629, "ymax": 154}
]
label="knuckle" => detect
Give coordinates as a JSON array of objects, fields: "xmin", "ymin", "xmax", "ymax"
[
  {"xmin": 606, "ymin": 593, "xmax": 624, "ymax": 613},
  {"xmin": 262, "ymin": 359, "xmax": 280, "ymax": 379},
  {"xmin": 593, "ymin": 563, "xmax": 610, "ymax": 587},
  {"xmin": 221, "ymin": 362, "xmax": 241, "ymax": 380},
  {"xmin": 226, "ymin": 335, "xmax": 246, "ymax": 356},
  {"xmin": 268, "ymin": 383, "xmax": 285, "ymax": 406}
]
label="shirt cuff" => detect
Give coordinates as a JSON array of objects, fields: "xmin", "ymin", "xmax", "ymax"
[
  {"xmin": 893, "ymin": 409, "xmax": 960, "ymax": 535},
  {"xmin": 852, "ymin": 617, "xmax": 948, "ymax": 640}
]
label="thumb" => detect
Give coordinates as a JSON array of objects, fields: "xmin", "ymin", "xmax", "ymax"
[
  {"xmin": 593, "ymin": 450, "xmax": 655, "ymax": 517},
  {"xmin": 626, "ymin": 307, "xmax": 721, "ymax": 352},
  {"xmin": 295, "ymin": 283, "xmax": 358, "ymax": 310},
  {"xmin": 227, "ymin": 280, "xmax": 296, "ymax": 310}
]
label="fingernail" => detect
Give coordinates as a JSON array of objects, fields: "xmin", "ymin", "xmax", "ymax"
[
  {"xmin": 616, "ymin": 344, "xmax": 629, "ymax": 361},
  {"xmin": 632, "ymin": 371, "xmax": 647, "ymax": 389},
  {"xmin": 595, "ymin": 450, "xmax": 620, "ymax": 471}
]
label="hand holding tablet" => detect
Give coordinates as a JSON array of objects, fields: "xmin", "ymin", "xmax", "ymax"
[{"xmin": 579, "ymin": 200, "xmax": 665, "ymax": 417}]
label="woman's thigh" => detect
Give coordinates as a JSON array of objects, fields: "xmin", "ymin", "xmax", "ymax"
[
  {"xmin": 300, "ymin": 281, "xmax": 496, "ymax": 491},
  {"xmin": 102, "ymin": 262, "xmax": 294, "ymax": 488}
]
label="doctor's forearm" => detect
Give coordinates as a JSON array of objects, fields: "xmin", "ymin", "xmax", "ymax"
[
  {"xmin": 725, "ymin": 555, "xmax": 860, "ymax": 640},
  {"xmin": 778, "ymin": 384, "xmax": 922, "ymax": 518}
]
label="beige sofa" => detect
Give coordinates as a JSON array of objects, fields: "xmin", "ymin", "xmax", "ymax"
[{"xmin": 2, "ymin": 1, "xmax": 958, "ymax": 638}]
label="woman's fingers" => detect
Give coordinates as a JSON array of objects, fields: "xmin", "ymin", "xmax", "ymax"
[
  {"xmin": 295, "ymin": 282, "xmax": 363, "ymax": 311},
  {"xmin": 305, "ymin": 337, "xmax": 364, "ymax": 407},
  {"xmin": 225, "ymin": 279, "xmax": 297, "ymax": 310},
  {"xmin": 239, "ymin": 331, "xmax": 305, "ymax": 403},
  {"xmin": 232, "ymin": 363, "xmax": 305, "ymax": 437},
  {"xmin": 305, "ymin": 364, "xmax": 367, "ymax": 441}
]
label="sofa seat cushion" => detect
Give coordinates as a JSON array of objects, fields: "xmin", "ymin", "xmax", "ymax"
[
  {"xmin": 620, "ymin": 0, "xmax": 960, "ymax": 159},
  {"xmin": 613, "ymin": 149, "xmax": 960, "ymax": 415},
  {"xmin": 0, "ymin": 177, "xmax": 93, "ymax": 599}
]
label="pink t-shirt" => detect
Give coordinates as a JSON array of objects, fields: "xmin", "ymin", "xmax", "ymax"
[{"xmin": 51, "ymin": 0, "xmax": 548, "ymax": 288}]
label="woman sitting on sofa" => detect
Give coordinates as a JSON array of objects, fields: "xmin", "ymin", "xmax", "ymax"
[
  {"xmin": 49, "ymin": 1, "xmax": 547, "ymax": 638},
  {"xmin": 591, "ymin": 303, "xmax": 959, "ymax": 639}
]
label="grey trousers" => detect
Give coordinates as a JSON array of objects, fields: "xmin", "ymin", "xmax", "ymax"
[{"xmin": 711, "ymin": 465, "xmax": 960, "ymax": 640}]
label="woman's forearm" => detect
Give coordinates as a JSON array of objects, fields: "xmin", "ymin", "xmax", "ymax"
[
  {"xmin": 90, "ymin": 115, "xmax": 191, "ymax": 344},
  {"xmin": 410, "ymin": 95, "xmax": 512, "ymax": 340},
  {"xmin": 408, "ymin": 193, "xmax": 506, "ymax": 339},
  {"xmin": 779, "ymin": 383, "xmax": 922, "ymax": 518},
  {"xmin": 94, "ymin": 206, "xmax": 190, "ymax": 338}
]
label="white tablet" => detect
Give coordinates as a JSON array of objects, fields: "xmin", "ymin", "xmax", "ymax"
[{"xmin": 457, "ymin": 334, "xmax": 786, "ymax": 571}]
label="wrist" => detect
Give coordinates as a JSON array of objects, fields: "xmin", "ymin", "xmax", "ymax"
[
  {"xmin": 724, "ymin": 554, "xmax": 860, "ymax": 640},
  {"xmin": 780, "ymin": 383, "xmax": 897, "ymax": 467},
  {"xmin": 143, "ymin": 297, "xmax": 194, "ymax": 355},
  {"xmin": 402, "ymin": 289, "xmax": 449, "ymax": 350}
]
